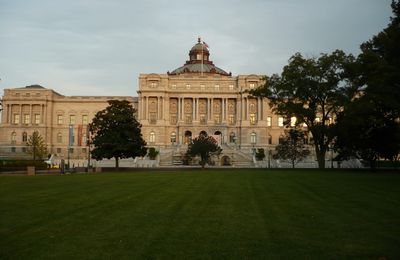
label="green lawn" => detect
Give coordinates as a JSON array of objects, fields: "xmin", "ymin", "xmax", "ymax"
[{"xmin": 0, "ymin": 169, "xmax": 399, "ymax": 259}]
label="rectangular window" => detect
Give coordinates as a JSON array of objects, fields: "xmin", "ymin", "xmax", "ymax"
[
  {"xmin": 150, "ymin": 113, "xmax": 157, "ymax": 124},
  {"xmin": 267, "ymin": 116, "xmax": 272, "ymax": 127},
  {"xmin": 229, "ymin": 85, "xmax": 234, "ymax": 91},
  {"xmin": 186, "ymin": 84, "xmax": 191, "ymax": 90},
  {"xmin": 200, "ymin": 85, "xmax": 205, "ymax": 91},
  {"xmin": 228, "ymin": 115, "xmax": 235, "ymax": 125},
  {"xmin": 278, "ymin": 117, "xmax": 284, "ymax": 127},
  {"xmin": 185, "ymin": 115, "xmax": 192, "ymax": 124},
  {"xmin": 214, "ymin": 114, "xmax": 221, "ymax": 124},
  {"xmin": 249, "ymin": 83, "xmax": 255, "ymax": 89},
  {"xmin": 70, "ymin": 115, "xmax": 76, "ymax": 125},
  {"xmin": 290, "ymin": 117, "xmax": 297, "ymax": 127},
  {"xmin": 82, "ymin": 115, "xmax": 88, "ymax": 125},
  {"xmin": 82, "ymin": 148, "xmax": 87, "ymax": 154},
  {"xmin": 11, "ymin": 147, "xmax": 16, "ymax": 153},
  {"xmin": 56, "ymin": 148, "xmax": 62, "ymax": 154},
  {"xmin": 13, "ymin": 114, "xmax": 20, "ymax": 124},
  {"xmin": 214, "ymin": 85, "xmax": 220, "ymax": 91},
  {"xmin": 24, "ymin": 114, "xmax": 30, "ymax": 124},
  {"xmin": 22, "ymin": 147, "xmax": 27, "ymax": 153},
  {"xmin": 57, "ymin": 115, "xmax": 63, "ymax": 125},
  {"xmin": 34, "ymin": 114, "xmax": 40, "ymax": 124},
  {"xmin": 170, "ymin": 115, "xmax": 177, "ymax": 125},
  {"xmin": 250, "ymin": 114, "xmax": 256, "ymax": 125},
  {"xmin": 200, "ymin": 114, "xmax": 206, "ymax": 124},
  {"xmin": 171, "ymin": 84, "xmax": 177, "ymax": 89}
]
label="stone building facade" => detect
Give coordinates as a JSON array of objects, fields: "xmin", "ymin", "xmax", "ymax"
[
  {"xmin": 138, "ymin": 38, "xmax": 289, "ymax": 166},
  {"xmin": 0, "ymin": 38, "xmax": 296, "ymax": 166},
  {"xmin": 0, "ymin": 85, "xmax": 136, "ymax": 161}
]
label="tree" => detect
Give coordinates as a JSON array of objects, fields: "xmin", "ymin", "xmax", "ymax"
[
  {"xmin": 334, "ymin": 97, "xmax": 400, "ymax": 169},
  {"xmin": 186, "ymin": 134, "xmax": 222, "ymax": 168},
  {"xmin": 255, "ymin": 148, "xmax": 266, "ymax": 161},
  {"xmin": 251, "ymin": 50, "xmax": 356, "ymax": 168},
  {"xmin": 26, "ymin": 131, "xmax": 47, "ymax": 161},
  {"xmin": 273, "ymin": 129, "xmax": 310, "ymax": 168},
  {"xmin": 147, "ymin": 147, "xmax": 159, "ymax": 160},
  {"xmin": 89, "ymin": 100, "xmax": 147, "ymax": 169},
  {"xmin": 334, "ymin": 1, "xmax": 400, "ymax": 168}
]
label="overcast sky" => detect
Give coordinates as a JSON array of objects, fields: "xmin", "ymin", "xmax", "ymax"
[{"xmin": 0, "ymin": 0, "xmax": 393, "ymax": 97}]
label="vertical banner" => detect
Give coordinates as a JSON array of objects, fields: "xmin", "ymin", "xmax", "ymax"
[
  {"xmin": 68, "ymin": 125, "xmax": 73, "ymax": 147},
  {"xmin": 78, "ymin": 125, "xmax": 83, "ymax": 146}
]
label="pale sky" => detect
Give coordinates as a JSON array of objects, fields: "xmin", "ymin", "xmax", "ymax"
[{"xmin": 0, "ymin": 0, "xmax": 393, "ymax": 97}]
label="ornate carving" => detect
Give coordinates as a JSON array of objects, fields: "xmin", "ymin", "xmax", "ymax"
[
  {"xmin": 149, "ymin": 97, "xmax": 158, "ymax": 112},
  {"xmin": 228, "ymin": 100, "xmax": 235, "ymax": 113},
  {"xmin": 184, "ymin": 100, "xmax": 192, "ymax": 113},
  {"xmin": 170, "ymin": 99, "xmax": 178, "ymax": 113},
  {"xmin": 249, "ymin": 99, "xmax": 257, "ymax": 113},
  {"xmin": 199, "ymin": 99, "xmax": 207, "ymax": 114},
  {"xmin": 213, "ymin": 99, "xmax": 221, "ymax": 113}
]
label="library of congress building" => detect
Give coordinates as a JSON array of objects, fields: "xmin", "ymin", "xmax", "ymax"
[{"xmin": 0, "ymin": 38, "xmax": 300, "ymax": 167}]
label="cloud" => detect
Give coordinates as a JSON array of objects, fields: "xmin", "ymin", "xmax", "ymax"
[{"xmin": 0, "ymin": 0, "xmax": 393, "ymax": 96}]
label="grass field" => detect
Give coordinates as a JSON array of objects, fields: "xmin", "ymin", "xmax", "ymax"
[{"xmin": 0, "ymin": 169, "xmax": 399, "ymax": 259}]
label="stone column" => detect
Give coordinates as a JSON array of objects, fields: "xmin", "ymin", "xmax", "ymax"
[
  {"xmin": 210, "ymin": 98, "xmax": 214, "ymax": 121},
  {"xmin": 162, "ymin": 96, "xmax": 165, "ymax": 120},
  {"xmin": 145, "ymin": 96, "xmax": 149, "ymax": 120},
  {"xmin": 6, "ymin": 104, "xmax": 10, "ymax": 123},
  {"xmin": 257, "ymin": 98, "xmax": 261, "ymax": 121},
  {"xmin": 208, "ymin": 98, "xmax": 210, "ymax": 120},
  {"xmin": 192, "ymin": 98, "xmax": 195, "ymax": 120},
  {"xmin": 19, "ymin": 105, "xmax": 22, "ymax": 125},
  {"xmin": 222, "ymin": 99, "xmax": 225, "ymax": 121},
  {"xmin": 30, "ymin": 104, "xmax": 33, "ymax": 125},
  {"xmin": 196, "ymin": 98, "xmax": 199, "ymax": 121},
  {"xmin": 157, "ymin": 96, "xmax": 160, "ymax": 119}
]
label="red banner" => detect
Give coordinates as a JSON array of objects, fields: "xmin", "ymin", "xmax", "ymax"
[{"xmin": 78, "ymin": 125, "xmax": 83, "ymax": 146}]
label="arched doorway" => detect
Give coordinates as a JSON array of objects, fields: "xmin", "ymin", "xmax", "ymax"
[
  {"xmin": 214, "ymin": 130, "xmax": 222, "ymax": 145},
  {"xmin": 199, "ymin": 130, "xmax": 208, "ymax": 137},
  {"xmin": 184, "ymin": 130, "xmax": 192, "ymax": 144},
  {"xmin": 221, "ymin": 156, "xmax": 231, "ymax": 166}
]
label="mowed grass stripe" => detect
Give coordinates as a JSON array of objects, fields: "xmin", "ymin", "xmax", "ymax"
[{"xmin": 0, "ymin": 170, "xmax": 399, "ymax": 259}]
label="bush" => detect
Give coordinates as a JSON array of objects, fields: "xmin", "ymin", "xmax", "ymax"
[{"xmin": 0, "ymin": 159, "xmax": 47, "ymax": 171}]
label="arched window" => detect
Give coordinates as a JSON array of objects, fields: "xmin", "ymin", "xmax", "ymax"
[
  {"xmin": 149, "ymin": 131, "xmax": 156, "ymax": 143},
  {"xmin": 229, "ymin": 132, "xmax": 236, "ymax": 143},
  {"xmin": 184, "ymin": 130, "xmax": 192, "ymax": 144},
  {"xmin": 170, "ymin": 132, "xmax": 176, "ymax": 144},
  {"xmin": 199, "ymin": 130, "xmax": 208, "ymax": 137},
  {"xmin": 22, "ymin": 132, "xmax": 28, "ymax": 142},
  {"xmin": 268, "ymin": 135, "xmax": 272, "ymax": 145},
  {"xmin": 279, "ymin": 135, "xmax": 285, "ymax": 144},
  {"xmin": 11, "ymin": 132, "xmax": 17, "ymax": 144},
  {"xmin": 290, "ymin": 116, "xmax": 297, "ymax": 127},
  {"xmin": 57, "ymin": 133, "xmax": 63, "ymax": 143},
  {"xmin": 250, "ymin": 132, "xmax": 257, "ymax": 144}
]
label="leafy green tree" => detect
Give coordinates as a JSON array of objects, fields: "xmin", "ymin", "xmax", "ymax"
[
  {"xmin": 147, "ymin": 147, "xmax": 159, "ymax": 160},
  {"xmin": 335, "ymin": 0, "xmax": 400, "ymax": 168},
  {"xmin": 89, "ymin": 100, "xmax": 147, "ymax": 169},
  {"xmin": 273, "ymin": 129, "xmax": 310, "ymax": 168},
  {"xmin": 251, "ymin": 50, "xmax": 356, "ymax": 168},
  {"xmin": 334, "ymin": 97, "xmax": 400, "ymax": 169},
  {"xmin": 255, "ymin": 148, "xmax": 266, "ymax": 161},
  {"xmin": 26, "ymin": 131, "xmax": 48, "ymax": 161},
  {"xmin": 186, "ymin": 134, "xmax": 222, "ymax": 168}
]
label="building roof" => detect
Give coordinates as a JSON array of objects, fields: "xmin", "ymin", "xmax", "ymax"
[{"xmin": 169, "ymin": 38, "xmax": 231, "ymax": 76}]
